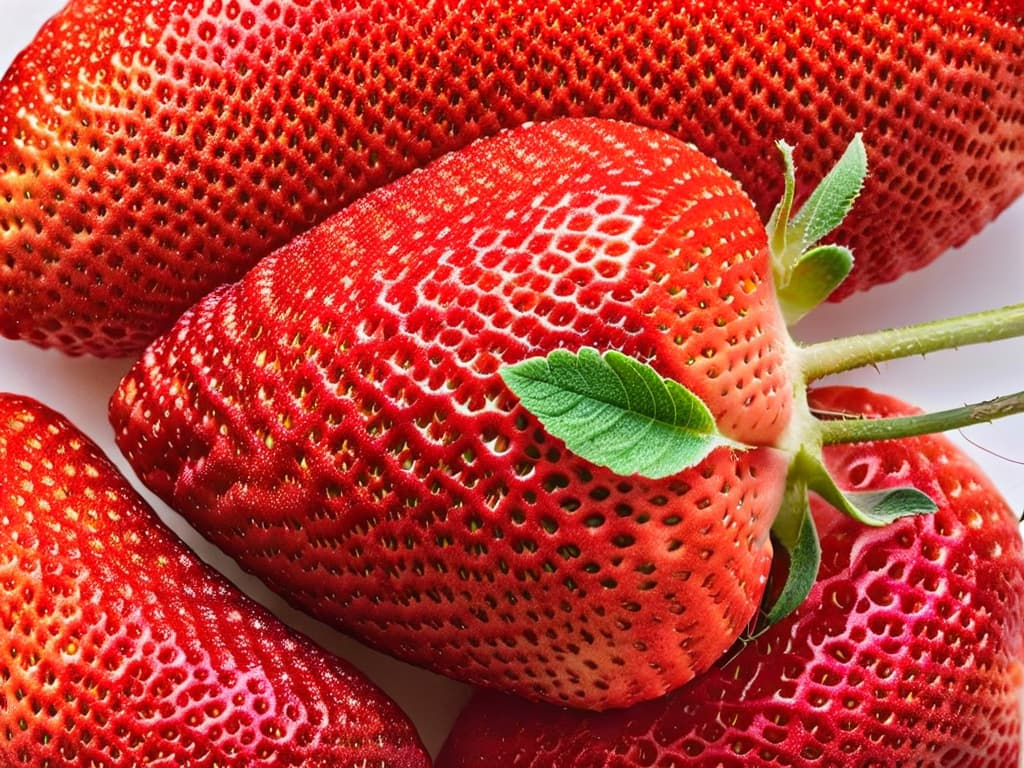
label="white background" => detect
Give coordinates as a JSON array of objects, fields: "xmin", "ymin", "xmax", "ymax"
[{"xmin": 2, "ymin": 1, "xmax": 1022, "ymax": 759}]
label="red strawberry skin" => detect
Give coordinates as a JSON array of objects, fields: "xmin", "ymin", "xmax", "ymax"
[
  {"xmin": 0, "ymin": 393, "xmax": 430, "ymax": 768},
  {"xmin": 110, "ymin": 118, "xmax": 792, "ymax": 710},
  {"xmin": 435, "ymin": 386, "xmax": 1024, "ymax": 768},
  {"xmin": 1, "ymin": 0, "xmax": 1022, "ymax": 356}
]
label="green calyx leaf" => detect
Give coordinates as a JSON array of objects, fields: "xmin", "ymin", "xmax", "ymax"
[
  {"xmin": 500, "ymin": 348, "xmax": 745, "ymax": 479},
  {"xmin": 776, "ymin": 245, "xmax": 854, "ymax": 326},
  {"xmin": 792, "ymin": 448, "xmax": 938, "ymax": 527},
  {"xmin": 760, "ymin": 473, "xmax": 821, "ymax": 628},
  {"xmin": 767, "ymin": 140, "xmax": 798, "ymax": 260},
  {"xmin": 789, "ymin": 136, "xmax": 868, "ymax": 251},
  {"xmin": 770, "ymin": 135, "xmax": 867, "ymax": 325},
  {"xmin": 758, "ymin": 445, "xmax": 938, "ymax": 630}
]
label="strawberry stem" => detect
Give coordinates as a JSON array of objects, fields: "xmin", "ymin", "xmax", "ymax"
[
  {"xmin": 800, "ymin": 303, "xmax": 1024, "ymax": 382},
  {"xmin": 818, "ymin": 390, "xmax": 1024, "ymax": 445}
]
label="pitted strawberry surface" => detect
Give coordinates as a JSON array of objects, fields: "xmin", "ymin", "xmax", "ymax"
[
  {"xmin": 435, "ymin": 387, "xmax": 1024, "ymax": 768},
  {"xmin": 112, "ymin": 118, "xmax": 794, "ymax": 710},
  {"xmin": 0, "ymin": 393, "xmax": 430, "ymax": 767},
  {"xmin": 2, "ymin": 0, "xmax": 1021, "ymax": 355}
]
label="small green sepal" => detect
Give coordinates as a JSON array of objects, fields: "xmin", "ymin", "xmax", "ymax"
[
  {"xmin": 761, "ymin": 473, "xmax": 821, "ymax": 628},
  {"xmin": 793, "ymin": 448, "xmax": 938, "ymax": 527},
  {"xmin": 769, "ymin": 134, "xmax": 867, "ymax": 324},
  {"xmin": 500, "ymin": 348, "xmax": 746, "ymax": 479},
  {"xmin": 788, "ymin": 135, "xmax": 868, "ymax": 252},
  {"xmin": 767, "ymin": 140, "xmax": 797, "ymax": 261},
  {"xmin": 777, "ymin": 245, "xmax": 854, "ymax": 326}
]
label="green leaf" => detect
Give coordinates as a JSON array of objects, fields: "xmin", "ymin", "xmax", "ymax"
[
  {"xmin": 777, "ymin": 245, "xmax": 854, "ymax": 326},
  {"xmin": 767, "ymin": 139, "xmax": 797, "ymax": 268},
  {"xmin": 793, "ymin": 448, "xmax": 938, "ymax": 527},
  {"xmin": 768, "ymin": 135, "xmax": 865, "ymax": 322},
  {"xmin": 753, "ymin": 440, "xmax": 938, "ymax": 633},
  {"xmin": 500, "ymin": 348, "xmax": 744, "ymax": 479},
  {"xmin": 761, "ymin": 475, "xmax": 821, "ymax": 627},
  {"xmin": 788, "ymin": 134, "xmax": 868, "ymax": 251},
  {"xmin": 840, "ymin": 488, "xmax": 941, "ymax": 524}
]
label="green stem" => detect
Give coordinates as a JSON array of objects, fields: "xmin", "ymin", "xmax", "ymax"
[
  {"xmin": 801, "ymin": 303, "xmax": 1024, "ymax": 382},
  {"xmin": 819, "ymin": 390, "xmax": 1024, "ymax": 445}
]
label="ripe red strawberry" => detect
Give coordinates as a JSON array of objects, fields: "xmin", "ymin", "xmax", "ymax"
[
  {"xmin": 434, "ymin": 386, "xmax": 1024, "ymax": 768},
  {"xmin": 0, "ymin": 393, "xmax": 430, "ymax": 767},
  {"xmin": 111, "ymin": 117, "xmax": 795, "ymax": 711},
  {"xmin": 2, "ymin": 0, "xmax": 1022, "ymax": 355}
]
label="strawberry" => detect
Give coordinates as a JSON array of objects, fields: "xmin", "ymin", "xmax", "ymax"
[
  {"xmin": 110, "ymin": 117, "xmax": 796, "ymax": 710},
  {"xmin": 434, "ymin": 386, "xmax": 1024, "ymax": 768},
  {"xmin": 108, "ymin": 116, "xmax": 1024, "ymax": 711},
  {"xmin": 0, "ymin": 392, "xmax": 430, "ymax": 767},
  {"xmin": 2, "ymin": 0, "xmax": 1022, "ymax": 356}
]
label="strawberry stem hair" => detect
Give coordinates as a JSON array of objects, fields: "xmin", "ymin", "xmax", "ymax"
[
  {"xmin": 800, "ymin": 302, "xmax": 1024, "ymax": 382},
  {"xmin": 816, "ymin": 390, "xmax": 1024, "ymax": 445}
]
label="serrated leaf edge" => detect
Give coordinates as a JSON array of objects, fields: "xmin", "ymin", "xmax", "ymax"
[{"xmin": 500, "ymin": 348, "xmax": 746, "ymax": 479}]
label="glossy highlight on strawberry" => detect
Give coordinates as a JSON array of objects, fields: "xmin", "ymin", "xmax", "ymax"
[
  {"xmin": 111, "ymin": 118, "xmax": 793, "ymax": 710},
  {"xmin": 435, "ymin": 386, "xmax": 1024, "ymax": 768},
  {"xmin": 2, "ymin": 0, "xmax": 1022, "ymax": 355},
  {"xmin": 0, "ymin": 393, "xmax": 430, "ymax": 767}
]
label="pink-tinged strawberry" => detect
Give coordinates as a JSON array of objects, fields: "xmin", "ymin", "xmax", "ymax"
[
  {"xmin": 2, "ymin": 0, "xmax": 1022, "ymax": 355},
  {"xmin": 0, "ymin": 392, "xmax": 430, "ymax": 767},
  {"xmin": 434, "ymin": 386, "xmax": 1024, "ymax": 768},
  {"xmin": 110, "ymin": 118, "xmax": 797, "ymax": 711}
]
